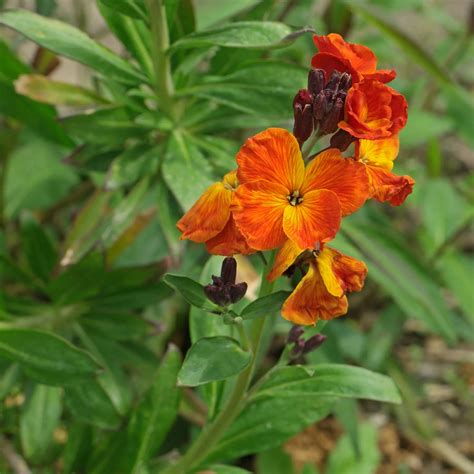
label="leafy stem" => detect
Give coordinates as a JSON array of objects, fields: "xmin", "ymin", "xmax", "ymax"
[
  {"xmin": 162, "ymin": 253, "xmax": 276, "ymax": 474},
  {"xmin": 146, "ymin": 0, "xmax": 175, "ymax": 119}
]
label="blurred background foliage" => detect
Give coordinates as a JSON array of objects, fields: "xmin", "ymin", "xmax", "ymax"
[{"xmin": 0, "ymin": 0, "xmax": 473, "ymax": 473}]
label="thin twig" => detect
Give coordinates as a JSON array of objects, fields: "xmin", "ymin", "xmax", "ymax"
[{"xmin": 0, "ymin": 436, "xmax": 31, "ymax": 474}]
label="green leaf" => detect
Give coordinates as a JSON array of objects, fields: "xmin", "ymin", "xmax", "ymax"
[
  {"xmin": 162, "ymin": 131, "xmax": 215, "ymax": 210},
  {"xmin": 5, "ymin": 133, "xmax": 77, "ymax": 218},
  {"xmin": 341, "ymin": 221, "xmax": 457, "ymax": 343},
  {"xmin": 347, "ymin": 3, "xmax": 453, "ymax": 87},
  {"xmin": 438, "ymin": 252, "xmax": 474, "ymax": 325},
  {"xmin": 202, "ymin": 465, "xmax": 251, "ymax": 474},
  {"xmin": 89, "ymin": 282, "xmax": 173, "ymax": 310},
  {"xmin": 251, "ymin": 364, "xmax": 401, "ymax": 404},
  {"xmin": 81, "ymin": 312, "xmax": 148, "ymax": 341},
  {"xmin": 170, "ymin": 21, "xmax": 293, "ymax": 51},
  {"xmin": 75, "ymin": 326, "xmax": 132, "ymax": 416},
  {"xmin": 195, "ymin": 0, "xmax": 261, "ymax": 29},
  {"xmin": 123, "ymin": 345, "xmax": 182, "ymax": 472},
  {"xmin": 256, "ymin": 447, "xmax": 294, "ymax": 474},
  {"xmin": 99, "ymin": 0, "xmax": 146, "ymax": 20},
  {"xmin": 0, "ymin": 9, "xmax": 145, "ymax": 83},
  {"xmin": 0, "ymin": 329, "xmax": 99, "ymax": 385},
  {"xmin": 208, "ymin": 395, "xmax": 333, "ymax": 462},
  {"xmin": 62, "ymin": 423, "xmax": 93, "ymax": 474},
  {"xmin": 0, "ymin": 364, "xmax": 21, "ymax": 400},
  {"xmin": 240, "ymin": 291, "xmax": 290, "ymax": 320},
  {"xmin": 61, "ymin": 108, "xmax": 148, "ymax": 145},
  {"xmin": 180, "ymin": 61, "xmax": 307, "ymax": 117},
  {"xmin": 20, "ymin": 384, "xmax": 62, "ymax": 463},
  {"xmin": 399, "ymin": 109, "xmax": 454, "ymax": 148},
  {"xmin": 20, "ymin": 214, "xmax": 56, "ymax": 282},
  {"xmin": 15, "ymin": 74, "xmax": 109, "ymax": 106},
  {"xmin": 326, "ymin": 423, "xmax": 380, "ymax": 474},
  {"xmin": 65, "ymin": 379, "xmax": 120, "ymax": 429},
  {"xmin": 0, "ymin": 38, "xmax": 30, "ymax": 80},
  {"xmin": 178, "ymin": 336, "xmax": 251, "ymax": 387},
  {"xmin": 0, "ymin": 79, "xmax": 72, "ymax": 146},
  {"xmin": 164, "ymin": 274, "xmax": 216, "ymax": 310}
]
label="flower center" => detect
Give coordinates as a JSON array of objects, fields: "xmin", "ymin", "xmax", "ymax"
[{"xmin": 288, "ymin": 190, "xmax": 303, "ymax": 206}]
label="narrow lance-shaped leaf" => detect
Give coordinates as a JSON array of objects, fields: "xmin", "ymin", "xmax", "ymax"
[
  {"xmin": 170, "ymin": 21, "xmax": 294, "ymax": 51},
  {"xmin": 20, "ymin": 384, "xmax": 62, "ymax": 463},
  {"xmin": 0, "ymin": 329, "xmax": 100, "ymax": 385},
  {"xmin": 15, "ymin": 74, "xmax": 110, "ymax": 106},
  {"xmin": 0, "ymin": 9, "xmax": 145, "ymax": 83}
]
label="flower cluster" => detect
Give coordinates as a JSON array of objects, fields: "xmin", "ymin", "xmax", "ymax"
[{"xmin": 177, "ymin": 33, "xmax": 415, "ymax": 325}]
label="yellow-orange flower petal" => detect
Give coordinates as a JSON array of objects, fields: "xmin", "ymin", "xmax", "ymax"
[
  {"xmin": 365, "ymin": 166, "xmax": 415, "ymax": 206},
  {"xmin": 177, "ymin": 182, "xmax": 232, "ymax": 242},
  {"xmin": 282, "ymin": 262, "xmax": 348, "ymax": 325},
  {"xmin": 283, "ymin": 189, "xmax": 341, "ymax": 250},
  {"xmin": 232, "ymin": 181, "xmax": 288, "ymax": 250},
  {"xmin": 205, "ymin": 216, "xmax": 254, "ymax": 256},
  {"xmin": 355, "ymin": 137, "xmax": 400, "ymax": 171},
  {"xmin": 302, "ymin": 149, "xmax": 369, "ymax": 216},
  {"xmin": 319, "ymin": 247, "xmax": 367, "ymax": 297},
  {"xmin": 267, "ymin": 240, "xmax": 303, "ymax": 282},
  {"xmin": 236, "ymin": 128, "xmax": 305, "ymax": 191}
]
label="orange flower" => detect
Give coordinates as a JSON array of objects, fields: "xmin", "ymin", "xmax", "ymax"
[
  {"xmin": 312, "ymin": 33, "xmax": 396, "ymax": 84},
  {"xmin": 355, "ymin": 137, "xmax": 415, "ymax": 206},
  {"xmin": 268, "ymin": 240, "xmax": 367, "ymax": 325},
  {"xmin": 177, "ymin": 171, "xmax": 253, "ymax": 255},
  {"xmin": 232, "ymin": 128, "xmax": 369, "ymax": 251},
  {"xmin": 338, "ymin": 80, "xmax": 407, "ymax": 140}
]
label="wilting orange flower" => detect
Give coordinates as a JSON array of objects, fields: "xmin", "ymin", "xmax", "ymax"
[
  {"xmin": 355, "ymin": 137, "xmax": 415, "ymax": 206},
  {"xmin": 177, "ymin": 171, "xmax": 253, "ymax": 255},
  {"xmin": 338, "ymin": 80, "xmax": 407, "ymax": 140},
  {"xmin": 232, "ymin": 128, "xmax": 369, "ymax": 251},
  {"xmin": 312, "ymin": 33, "xmax": 396, "ymax": 84},
  {"xmin": 268, "ymin": 240, "xmax": 367, "ymax": 325}
]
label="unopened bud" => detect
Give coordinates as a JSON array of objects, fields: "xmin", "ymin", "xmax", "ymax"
[
  {"xmin": 319, "ymin": 97, "xmax": 344, "ymax": 135},
  {"xmin": 203, "ymin": 257, "xmax": 247, "ymax": 307},
  {"xmin": 330, "ymin": 129, "xmax": 355, "ymax": 151},
  {"xmin": 287, "ymin": 325, "xmax": 304, "ymax": 343},
  {"xmin": 221, "ymin": 257, "xmax": 237, "ymax": 285},
  {"xmin": 293, "ymin": 89, "xmax": 314, "ymax": 146},
  {"xmin": 291, "ymin": 338, "xmax": 305, "ymax": 357},
  {"xmin": 339, "ymin": 72, "xmax": 352, "ymax": 93},
  {"xmin": 228, "ymin": 282, "xmax": 247, "ymax": 304},
  {"xmin": 312, "ymin": 90, "xmax": 327, "ymax": 121},
  {"xmin": 303, "ymin": 334, "xmax": 327, "ymax": 354},
  {"xmin": 308, "ymin": 69, "xmax": 325, "ymax": 96},
  {"xmin": 325, "ymin": 70, "xmax": 343, "ymax": 95}
]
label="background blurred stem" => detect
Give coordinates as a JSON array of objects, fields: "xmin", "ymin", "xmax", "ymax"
[{"xmin": 146, "ymin": 0, "xmax": 175, "ymax": 119}]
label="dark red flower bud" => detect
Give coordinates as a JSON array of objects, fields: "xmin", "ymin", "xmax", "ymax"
[
  {"xmin": 291, "ymin": 338, "xmax": 305, "ymax": 357},
  {"xmin": 330, "ymin": 129, "xmax": 355, "ymax": 151},
  {"xmin": 221, "ymin": 256, "xmax": 237, "ymax": 285},
  {"xmin": 303, "ymin": 334, "xmax": 327, "ymax": 354},
  {"xmin": 339, "ymin": 72, "xmax": 352, "ymax": 93},
  {"xmin": 228, "ymin": 282, "xmax": 247, "ymax": 304},
  {"xmin": 325, "ymin": 70, "xmax": 343, "ymax": 95},
  {"xmin": 319, "ymin": 97, "xmax": 344, "ymax": 135},
  {"xmin": 308, "ymin": 69, "xmax": 325, "ymax": 96},
  {"xmin": 204, "ymin": 257, "xmax": 247, "ymax": 307},
  {"xmin": 293, "ymin": 89, "xmax": 314, "ymax": 146},
  {"xmin": 312, "ymin": 90, "xmax": 327, "ymax": 121},
  {"xmin": 287, "ymin": 325, "xmax": 304, "ymax": 343}
]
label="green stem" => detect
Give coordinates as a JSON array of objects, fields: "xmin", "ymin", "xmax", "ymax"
[
  {"xmin": 301, "ymin": 131, "xmax": 321, "ymax": 162},
  {"xmin": 162, "ymin": 255, "xmax": 275, "ymax": 474},
  {"xmin": 146, "ymin": 0, "xmax": 175, "ymax": 118}
]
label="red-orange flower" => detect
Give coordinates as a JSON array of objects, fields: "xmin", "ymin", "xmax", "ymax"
[
  {"xmin": 338, "ymin": 80, "xmax": 408, "ymax": 140},
  {"xmin": 268, "ymin": 240, "xmax": 367, "ymax": 325},
  {"xmin": 232, "ymin": 128, "xmax": 369, "ymax": 251},
  {"xmin": 355, "ymin": 137, "xmax": 415, "ymax": 206},
  {"xmin": 177, "ymin": 171, "xmax": 253, "ymax": 255},
  {"xmin": 312, "ymin": 33, "xmax": 396, "ymax": 84}
]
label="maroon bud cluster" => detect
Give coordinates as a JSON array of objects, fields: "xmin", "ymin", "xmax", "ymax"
[
  {"xmin": 292, "ymin": 68, "xmax": 352, "ymax": 146},
  {"xmin": 204, "ymin": 257, "xmax": 247, "ymax": 307},
  {"xmin": 287, "ymin": 325, "xmax": 327, "ymax": 358}
]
